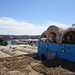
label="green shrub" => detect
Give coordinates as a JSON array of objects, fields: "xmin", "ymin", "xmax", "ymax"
[{"xmin": 0, "ymin": 38, "xmax": 7, "ymax": 46}]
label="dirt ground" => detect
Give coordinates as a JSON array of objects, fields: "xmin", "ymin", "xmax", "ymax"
[{"xmin": 0, "ymin": 55, "xmax": 75, "ymax": 75}]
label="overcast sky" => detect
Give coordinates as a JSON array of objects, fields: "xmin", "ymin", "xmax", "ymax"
[{"xmin": 0, "ymin": 0, "xmax": 75, "ymax": 35}]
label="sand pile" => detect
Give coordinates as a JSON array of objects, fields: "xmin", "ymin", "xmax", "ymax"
[
  {"xmin": 13, "ymin": 51, "xmax": 29, "ymax": 56},
  {"xmin": 0, "ymin": 45, "xmax": 37, "ymax": 58},
  {"xmin": 0, "ymin": 51, "xmax": 11, "ymax": 58}
]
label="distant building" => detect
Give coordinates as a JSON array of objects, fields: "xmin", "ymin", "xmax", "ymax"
[
  {"xmin": 8, "ymin": 40, "xmax": 19, "ymax": 45},
  {"xmin": 7, "ymin": 39, "xmax": 38, "ymax": 45}
]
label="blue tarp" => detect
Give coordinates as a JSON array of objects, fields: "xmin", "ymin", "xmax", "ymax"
[{"xmin": 38, "ymin": 42, "xmax": 75, "ymax": 62}]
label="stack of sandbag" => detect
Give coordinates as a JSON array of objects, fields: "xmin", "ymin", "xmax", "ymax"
[
  {"xmin": 47, "ymin": 25, "xmax": 66, "ymax": 43},
  {"xmin": 39, "ymin": 24, "xmax": 75, "ymax": 44},
  {"xmin": 39, "ymin": 30, "xmax": 47, "ymax": 42},
  {"xmin": 39, "ymin": 25, "xmax": 66, "ymax": 43},
  {"xmin": 60, "ymin": 23, "xmax": 75, "ymax": 44}
]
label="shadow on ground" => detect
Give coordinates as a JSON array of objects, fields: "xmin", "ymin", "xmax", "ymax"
[
  {"xmin": 24, "ymin": 53, "xmax": 37, "ymax": 57},
  {"xmin": 42, "ymin": 58, "xmax": 75, "ymax": 72}
]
